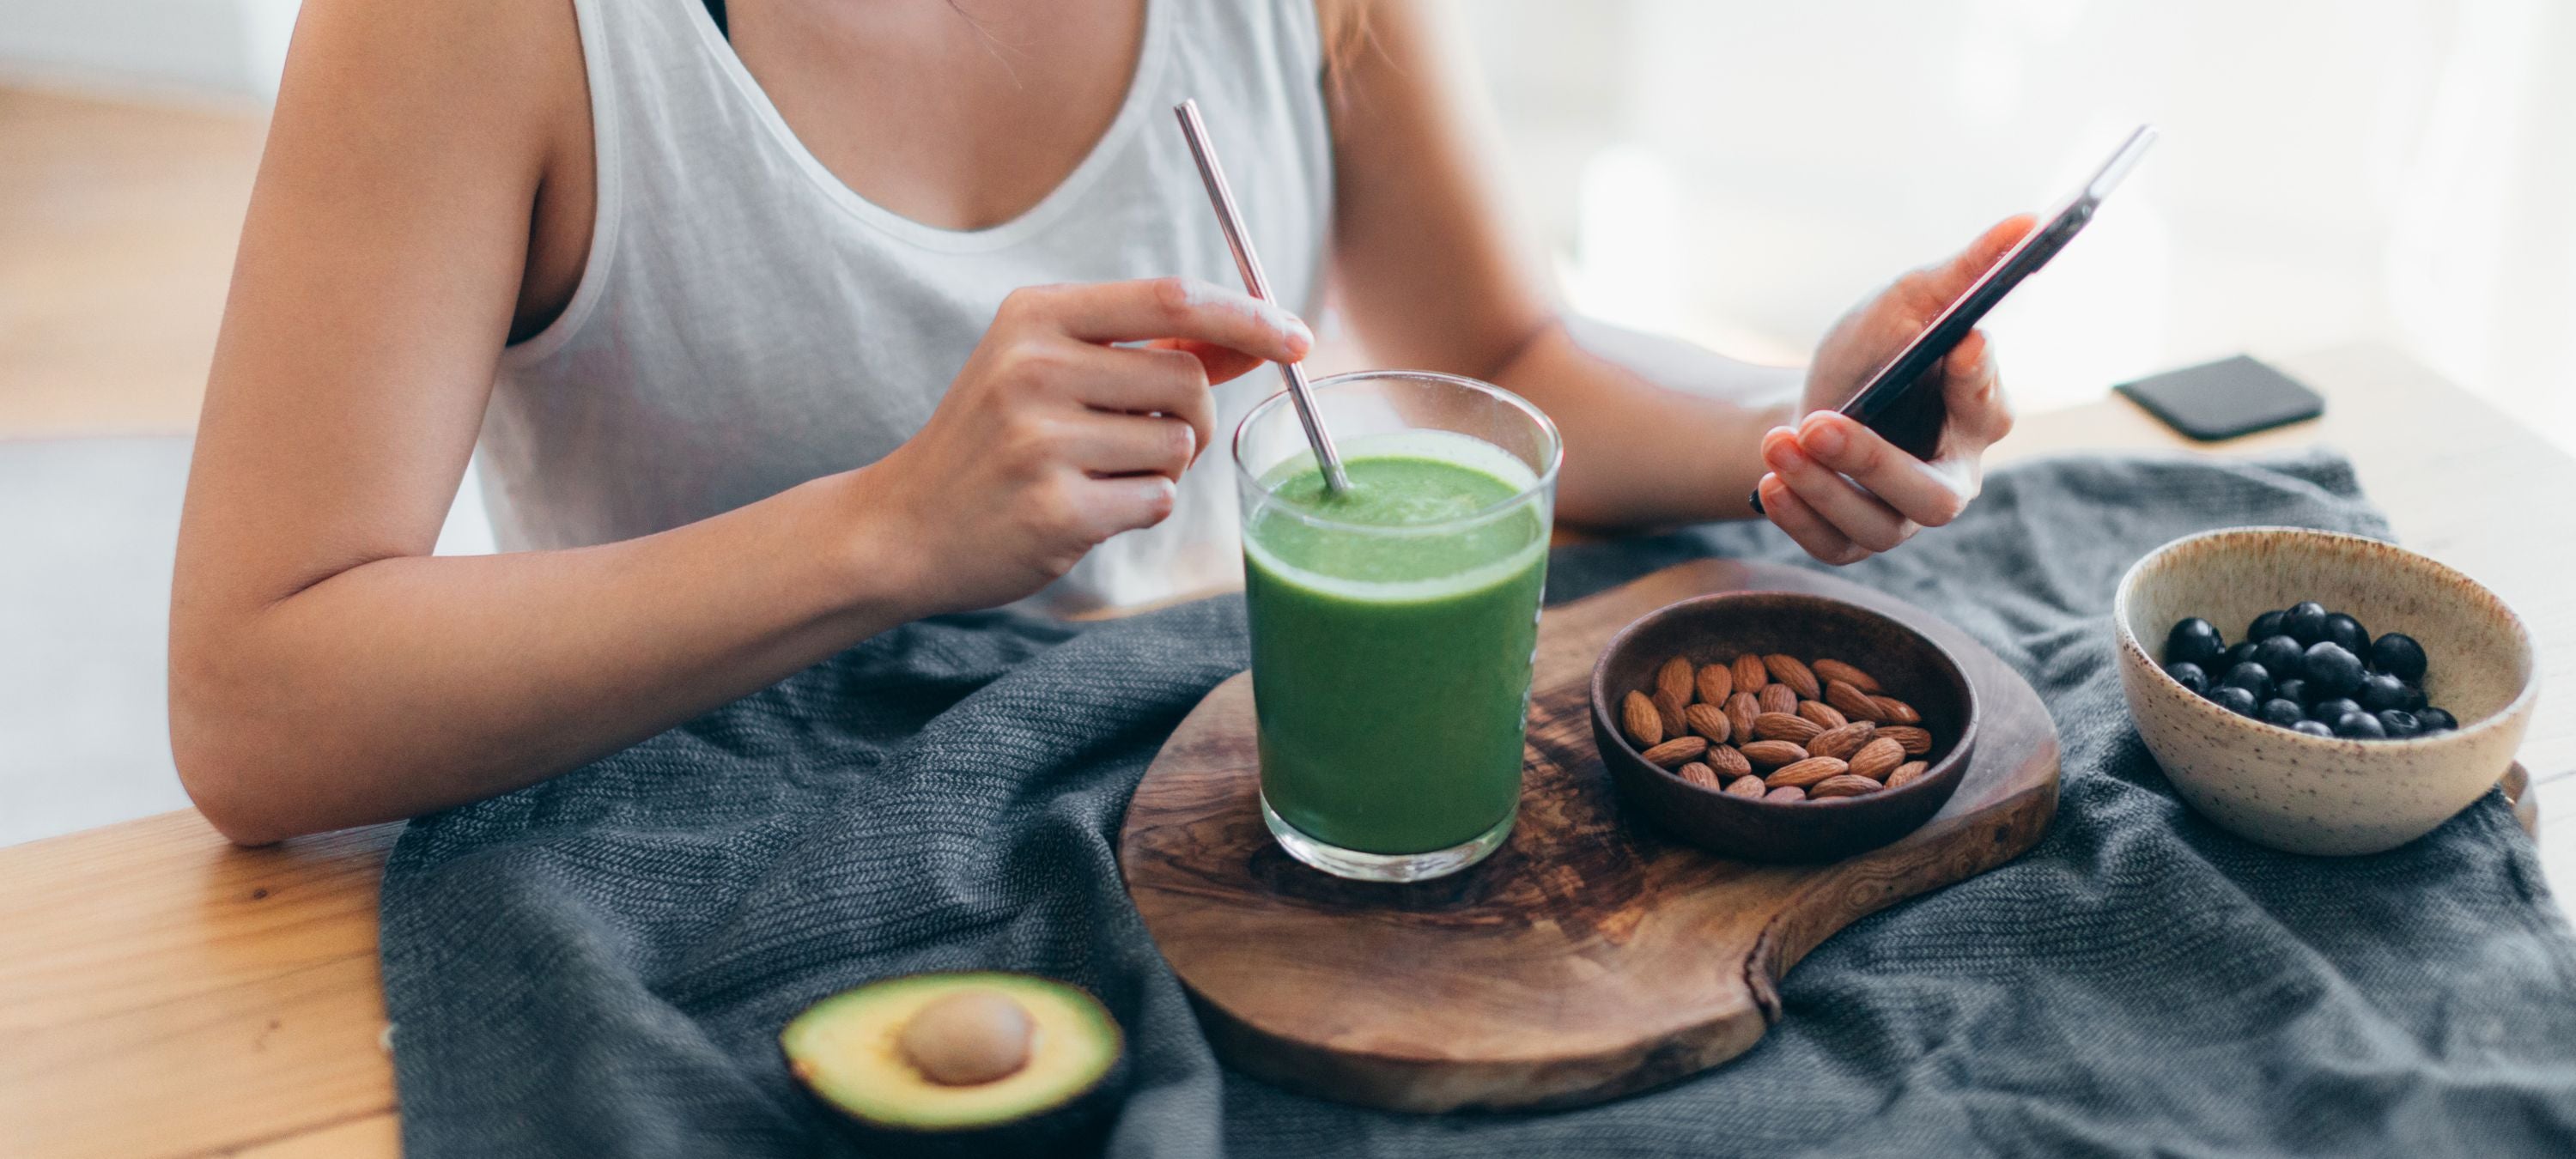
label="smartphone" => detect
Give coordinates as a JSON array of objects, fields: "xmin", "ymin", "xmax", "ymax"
[
  {"xmin": 1752, "ymin": 124, "xmax": 2158, "ymax": 513},
  {"xmin": 2114, "ymin": 355, "xmax": 2324, "ymax": 441}
]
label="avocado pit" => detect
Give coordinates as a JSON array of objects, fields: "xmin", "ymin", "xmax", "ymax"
[{"xmin": 896, "ymin": 989, "xmax": 1034, "ymax": 1086}]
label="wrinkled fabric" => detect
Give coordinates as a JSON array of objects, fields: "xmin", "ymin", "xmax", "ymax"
[{"xmin": 382, "ymin": 452, "xmax": 2576, "ymax": 1157}]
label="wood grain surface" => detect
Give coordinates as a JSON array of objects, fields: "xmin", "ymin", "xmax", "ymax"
[
  {"xmin": 4, "ymin": 343, "xmax": 2568, "ymax": 1156},
  {"xmin": 1120, "ymin": 559, "xmax": 2062, "ymax": 1112}
]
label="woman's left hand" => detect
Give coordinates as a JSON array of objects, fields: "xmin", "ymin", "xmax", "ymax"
[{"xmin": 1755, "ymin": 215, "xmax": 2037, "ymax": 564}]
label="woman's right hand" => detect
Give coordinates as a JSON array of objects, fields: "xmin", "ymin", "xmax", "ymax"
[{"xmin": 859, "ymin": 277, "xmax": 1314, "ymax": 616}]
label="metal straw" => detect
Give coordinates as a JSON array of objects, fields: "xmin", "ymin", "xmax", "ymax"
[{"xmin": 1172, "ymin": 99, "xmax": 1351, "ymax": 494}]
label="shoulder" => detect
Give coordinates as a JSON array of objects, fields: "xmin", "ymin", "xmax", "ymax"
[{"xmin": 273, "ymin": 0, "xmax": 586, "ymax": 179}]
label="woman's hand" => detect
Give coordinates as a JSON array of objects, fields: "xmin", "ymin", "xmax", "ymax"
[
  {"xmin": 1754, "ymin": 215, "xmax": 2037, "ymax": 564},
  {"xmin": 859, "ymin": 277, "xmax": 1312, "ymax": 615}
]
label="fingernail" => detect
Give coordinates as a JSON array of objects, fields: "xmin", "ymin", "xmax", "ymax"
[
  {"xmin": 1803, "ymin": 419, "xmax": 1845, "ymax": 456},
  {"xmin": 1267, "ymin": 306, "xmax": 1315, "ymax": 349}
]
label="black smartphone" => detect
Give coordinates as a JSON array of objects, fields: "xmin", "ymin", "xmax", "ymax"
[
  {"xmin": 2113, "ymin": 355, "xmax": 2324, "ymax": 440},
  {"xmin": 1752, "ymin": 124, "xmax": 2158, "ymax": 513}
]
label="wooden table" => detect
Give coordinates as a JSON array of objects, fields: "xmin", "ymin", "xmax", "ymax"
[{"xmin": 3, "ymin": 342, "xmax": 2567, "ymax": 1158}]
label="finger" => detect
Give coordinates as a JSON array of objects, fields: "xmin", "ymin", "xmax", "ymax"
[
  {"xmin": 1907, "ymin": 214, "xmax": 2039, "ymax": 311},
  {"xmin": 1939, "ymin": 328, "xmax": 2011, "ymax": 444},
  {"xmin": 1061, "ymin": 412, "xmax": 1200, "ymax": 481},
  {"xmin": 1018, "ymin": 278, "xmax": 1312, "ymax": 363},
  {"xmin": 1080, "ymin": 345, "xmax": 1218, "ymax": 465},
  {"xmin": 1793, "ymin": 410, "xmax": 1975, "ymax": 527},
  {"xmin": 1071, "ymin": 474, "xmax": 1180, "ymax": 542},
  {"xmin": 1763, "ymin": 426, "xmax": 1917, "ymax": 553},
  {"xmin": 1756, "ymin": 470, "xmax": 1868, "ymax": 566},
  {"xmin": 1147, "ymin": 337, "xmax": 1268, "ymax": 386}
]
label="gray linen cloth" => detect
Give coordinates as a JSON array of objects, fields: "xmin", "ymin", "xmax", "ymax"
[{"xmin": 380, "ymin": 452, "xmax": 2576, "ymax": 1156}]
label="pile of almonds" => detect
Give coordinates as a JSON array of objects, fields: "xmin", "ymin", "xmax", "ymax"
[{"xmin": 1619, "ymin": 653, "xmax": 1937, "ymax": 803}]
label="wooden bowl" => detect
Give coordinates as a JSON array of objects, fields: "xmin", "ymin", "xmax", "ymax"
[
  {"xmin": 1588, "ymin": 592, "xmax": 1982, "ymax": 862},
  {"xmin": 2114, "ymin": 527, "xmax": 2537, "ymax": 855}
]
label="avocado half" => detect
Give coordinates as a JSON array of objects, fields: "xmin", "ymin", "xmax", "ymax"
[{"xmin": 781, "ymin": 972, "xmax": 1126, "ymax": 1157}]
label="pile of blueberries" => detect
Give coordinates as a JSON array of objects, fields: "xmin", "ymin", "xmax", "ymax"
[{"xmin": 2162, "ymin": 603, "xmax": 2457, "ymax": 739}]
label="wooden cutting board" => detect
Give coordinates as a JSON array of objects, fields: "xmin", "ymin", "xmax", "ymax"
[{"xmin": 1117, "ymin": 558, "xmax": 2063, "ymax": 1113}]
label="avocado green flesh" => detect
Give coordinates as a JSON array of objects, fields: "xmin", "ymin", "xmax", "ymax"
[{"xmin": 781, "ymin": 972, "xmax": 1121, "ymax": 1133}]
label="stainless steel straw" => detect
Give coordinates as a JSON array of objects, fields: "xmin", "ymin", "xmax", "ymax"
[{"xmin": 1172, "ymin": 99, "xmax": 1351, "ymax": 494}]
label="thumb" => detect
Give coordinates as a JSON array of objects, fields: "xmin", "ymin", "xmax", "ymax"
[
  {"xmin": 1920, "ymin": 214, "xmax": 2038, "ymax": 305},
  {"xmin": 1145, "ymin": 337, "xmax": 1268, "ymax": 385}
]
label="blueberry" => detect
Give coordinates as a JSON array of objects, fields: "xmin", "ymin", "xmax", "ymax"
[
  {"xmin": 2332, "ymin": 710, "xmax": 2386, "ymax": 739},
  {"xmin": 2282, "ymin": 601, "xmax": 2331, "ymax": 644},
  {"xmin": 2252, "ymin": 635, "xmax": 2306, "ymax": 676},
  {"xmin": 2260, "ymin": 698, "xmax": 2306, "ymax": 728},
  {"xmin": 2165, "ymin": 618, "xmax": 2225, "ymax": 667},
  {"xmin": 2248, "ymin": 610, "xmax": 2289, "ymax": 641},
  {"xmin": 2274, "ymin": 677, "xmax": 2311, "ymax": 706},
  {"xmin": 2417, "ymin": 707, "xmax": 2458, "ymax": 732},
  {"xmin": 2165, "ymin": 661, "xmax": 2210, "ymax": 695},
  {"xmin": 2219, "ymin": 662, "xmax": 2274, "ymax": 701},
  {"xmin": 2210, "ymin": 686, "xmax": 2259, "ymax": 717},
  {"xmin": 2322, "ymin": 612, "xmax": 2370, "ymax": 655},
  {"xmin": 2398, "ymin": 682, "xmax": 2427, "ymax": 713},
  {"xmin": 2370, "ymin": 633, "xmax": 2428, "ymax": 683},
  {"xmin": 2354, "ymin": 672, "xmax": 2408, "ymax": 713},
  {"xmin": 2301, "ymin": 641, "xmax": 2366, "ymax": 698},
  {"xmin": 2312, "ymin": 697, "xmax": 2364, "ymax": 722},
  {"xmin": 2293, "ymin": 720, "xmax": 2336, "ymax": 737},
  {"xmin": 2377, "ymin": 709, "xmax": 2421, "ymax": 738},
  {"xmin": 2221, "ymin": 640, "xmax": 2260, "ymax": 670}
]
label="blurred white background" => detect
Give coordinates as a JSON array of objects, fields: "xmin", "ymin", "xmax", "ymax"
[{"xmin": 1458, "ymin": 0, "xmax": 2576, "ymax": 434}]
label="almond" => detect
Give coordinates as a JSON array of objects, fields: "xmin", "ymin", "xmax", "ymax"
[
  {"xmin": 1796, "ymin": 700, "xmax": 1848, "ymax": 731},
  {"xmin": 1730, "ymin": 653, "xmax": 1769, "ymax": 693},
  {"xmin": 1869, "ymin": 695, "xmax": 1922, "ymax": 725},
  {"xmin": 1737, "ymin": 739, "xmax": 1808, "ymax": 768},
  {"xmin": 1825, "ymin": 679, "xmax": 1880, "ymax": 722},
  {"xmin": 1757, "ymin": 683, "xmax": 1798, "ymax": 716},
  {"xmin": 1708, "ymin": 743, "xmax": 1753, "ymax": 779},
  {"xmin": 1879, "ymin": 725, "xmax": 1933, "ymax": 755},
  {"xmin": 1621, "ymin": 690, "xmax": 1664, "ymax": 748},
  {"xmin": 1753, "ymin": 712, "xmax": 1823, "ymax": 743},
  {"xmin": 1847, "ymin": 737, "xmax": 1906, "ymax": 781},
  {"xmin": 1683, "ymin": 702, "xmax": 1732, "ymax": 744},
  {"xmin": 1806, "ymin": 721, "xmax": 1876, "ymax": 761},
  {"xmin": 1637, "ymin": 736, "xmax": 1709, "ymax": 768},
  {"xmin": 1886, "ymin": 761, "xmax": 1928, "ymax": 789},
  {"xmin": 1653, "ymin": 687, "xmax": 1691, "ymax": 737},
  {"xmin": 1763, "ymin": 785, "xmax": 1807, "ymax": 803},
  {"xmin": 1724, "ymin": 691, "xmax": 1760, "ymax": 741},
  {"xmin": 1724, "ymin": 774, "xmax": 1767, "ymax": 799},
  {"xmin": 1677, "ymin": 762, "xmax": 1722, "ymax": 790},
  {"xmin": 1763, "ymin": 653, "xmax": 1821, "ymax": 700},
  {"xmin": 1656, "ymin": 656, "xmax": 1695, "ymax": 708},
  {"xmin": 1812, "ymin": 658, "xmax": 1881, "ymax": 694},
  {"xmin": 1695, "ymin": 663, "xmax": 1734, "ymax": 707},
  {"xmin": 1766, "ymin": 755, "xmax": 1848, "ymax": 788},
  {"xmin": 1808, "ymin": 774, "xmax": 1882, "ymax": 798}
]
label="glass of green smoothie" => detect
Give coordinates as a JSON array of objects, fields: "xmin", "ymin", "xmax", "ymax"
[{"xmin": 1231, "ymin": 370, "xmax": 1561, "ymax": 882}]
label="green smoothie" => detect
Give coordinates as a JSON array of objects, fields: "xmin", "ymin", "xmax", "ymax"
[{"xmin": 1243, "ymin": 431, "xmax": 1551, "ymax": 856}]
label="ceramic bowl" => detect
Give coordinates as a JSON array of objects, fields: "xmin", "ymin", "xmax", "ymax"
[
  {"xmin": 2113, "ymin": 527, "xmax": 2537, "ymax": 855},
  {"xmin": 1589, "ymin": 592, "xmax": 1980, "ymax": 862}
]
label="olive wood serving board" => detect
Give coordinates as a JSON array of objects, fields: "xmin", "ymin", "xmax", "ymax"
[{"xmin": 1118, "ymin": 558, "xmax": 2063, "ymax": 1112}]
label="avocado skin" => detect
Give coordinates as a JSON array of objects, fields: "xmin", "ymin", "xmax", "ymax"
[{"xmin": 781, "ymin": 972, "xmax": 1128, "ymax": 1159}]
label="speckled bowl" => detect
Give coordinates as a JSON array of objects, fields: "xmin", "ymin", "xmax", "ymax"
[{"xmin": 2113, "ymin": 527, "xmax": 2537, "ymax": 855}]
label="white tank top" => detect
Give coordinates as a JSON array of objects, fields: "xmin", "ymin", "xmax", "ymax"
[{"xmin": 478, "ymin": 0, "xmax": 1334, "ymax": 616}]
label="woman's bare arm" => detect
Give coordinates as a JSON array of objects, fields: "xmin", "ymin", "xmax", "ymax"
[
  {"xmin": 173, "ymin": 0, "xmax": 1308, "ymax": 844},
  {"xmin": 1319, "ymin": 0, "xmax": 2025, "ymax": 549}
]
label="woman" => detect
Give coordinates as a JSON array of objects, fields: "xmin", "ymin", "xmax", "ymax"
[{"xmin": 172, "ymin": 0, "xmax": 2028, "ymax": 844}]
